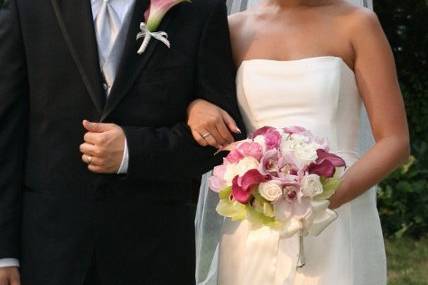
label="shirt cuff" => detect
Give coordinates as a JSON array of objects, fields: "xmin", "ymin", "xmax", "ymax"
[
  {"xmin": 0, "ymin": 258, "xmax": 19, "ymax": 268},
  {"xmin": 117, "ymin": 136, "xmax": 129, "ymax": 174}
]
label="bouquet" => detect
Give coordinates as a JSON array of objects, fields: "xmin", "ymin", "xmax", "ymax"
[{"xmin": 209, "ymin": 126, "xmax": 347, "ymax": 267}]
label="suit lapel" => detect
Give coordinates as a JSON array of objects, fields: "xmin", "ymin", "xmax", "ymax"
[
  {"xmin": 51, "ymin": 0, "xmax": 105, "ymax": 113},
  {"xmin": 101, "ymin": 0, "xmax": 173, "ymax": 121}
]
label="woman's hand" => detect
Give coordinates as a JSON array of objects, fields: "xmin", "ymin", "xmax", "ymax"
[{"xmin": 187, "ymin": 99, "xmax": 241, "ymax": 148}]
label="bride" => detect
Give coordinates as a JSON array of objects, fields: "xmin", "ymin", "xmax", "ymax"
[{"xmin": 188, "ymin": 0, "xmax": 410, "ymax": 284}]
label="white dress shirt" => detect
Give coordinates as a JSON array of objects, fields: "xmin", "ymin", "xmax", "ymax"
[{"xmin": 0, "ymin": 0, "xmax": 135, "ymax": 268}]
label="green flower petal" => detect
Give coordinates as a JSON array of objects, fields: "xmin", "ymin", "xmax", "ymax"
[
  {"xmin": 315, "ymin": 177, "xmax": 341, "ymax": 200},
  {"xmin": 247, "ymin": 207, "xmax": 282, "ymax": 228},
  {"xmin": 218, "ymin": 186, "xmax": 232, "ymax": 200},
  {"xmin": 216, "ymin": 198, "xmax": 247, "ymax": 221}
]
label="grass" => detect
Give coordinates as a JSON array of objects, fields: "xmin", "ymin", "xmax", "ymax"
[{"xmin": 386, "ymin": 237, "xmax": 428, "ymax": 285}]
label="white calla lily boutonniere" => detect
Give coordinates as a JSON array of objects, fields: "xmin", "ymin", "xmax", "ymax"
[{"xmin": 137, "ymin": 0, "xmax": 190, "ymax": 55}]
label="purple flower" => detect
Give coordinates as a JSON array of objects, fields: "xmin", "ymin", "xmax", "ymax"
[{"xmin": 259, "ymin": 149, "xmax": 281, "ymax": 176}]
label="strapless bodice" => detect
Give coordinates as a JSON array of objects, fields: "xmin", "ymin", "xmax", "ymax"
[
  {"xmin": 217, "ymin": 57, "xmax": 386, "ymax": 285},
  {"xmin": 237, "ymin": 56, "xmax": 362, "ymax": 160}
]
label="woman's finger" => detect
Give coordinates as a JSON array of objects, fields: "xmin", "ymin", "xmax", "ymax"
[
  {"xmin": 222, "ymin": 110, "xmax": 241, "ymax": 134},
  {"xmin": 199, "ymin": 129, "xmax": 219, "ymax": 148},
  {"xmin": 216, "ymin": 120, "xmax": 235, "ymax": 144},
  {"xmin": 191, "ymin": 129, "xmax": 208, "ymax": 147},
  {"xmin": 205, "ymin": 125, "xmax": 228, "ymax": 147}
]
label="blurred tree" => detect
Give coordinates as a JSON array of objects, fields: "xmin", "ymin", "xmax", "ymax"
[{"xmin": 375, "ymin": 0, "xmax": 428, "ymax": 238}]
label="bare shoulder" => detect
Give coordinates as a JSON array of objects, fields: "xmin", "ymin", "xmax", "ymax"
[{"xmin": 336, "ymin": 2, "xmax": 383, "ymax": 35}]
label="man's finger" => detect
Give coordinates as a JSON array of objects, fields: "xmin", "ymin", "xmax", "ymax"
[
  {"xmin": 83, "ymin": 120, "xmax": 115, "ymax": 133},
  {"xmin": 79, "ymin": 143, "xmax": 97, "ymax": 156},
  {"xmin": 221, "ymin": 111, "xmax": 241, "ymax": 134},
  {"xmin": 88, "ymin": 164, "xmax": 106, "ymax": 174},
  {"xmin": 83, "ymin": 132, "xmax": 104, "ymax": 145},
  {"xmin": 82, "ymin": 154, "xmax": 104, "ymax": 167}
]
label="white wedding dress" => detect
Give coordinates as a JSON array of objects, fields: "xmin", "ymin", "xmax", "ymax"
[{"xmin": 216, "ymin": 57, "xmax": 387, "ymax": 285}]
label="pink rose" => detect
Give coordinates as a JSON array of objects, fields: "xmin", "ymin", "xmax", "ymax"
[
  {"xmin": 226, "ymin": 149, "xmax": 244, "ymax": 163},
  {"xmin": 237, "ymin": 142, "xmax": 263, "ymax": 161},
  {"xmin": 209, "ymin": 164, "xmax": 227, "ymax": 192}
]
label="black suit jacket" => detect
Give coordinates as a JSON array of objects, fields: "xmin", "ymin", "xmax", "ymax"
[{"xmin": 0, "ymin": 0, "xmax": 244, "ymax": 284}]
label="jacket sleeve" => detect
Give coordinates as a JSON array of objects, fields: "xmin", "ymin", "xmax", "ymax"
[
  {"xmin": 0, "ymin": 0, "xmax": 29, "ymax": 259},
  {"xmin": 122, "ymin": 0, "xmax": 245, "ymax": 181}
]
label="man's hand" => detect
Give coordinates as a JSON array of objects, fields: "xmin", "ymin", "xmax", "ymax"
[
  {"xmin": 80, "ymin": 120, "xmax": 126, "ymax": 174},
  {"xmin": 187, "ymin": 99, "xmax": 240, "ymax": 148},
  {"xmin": 0, "ymin": 267, "xmax": 20, "ymax": 285}
]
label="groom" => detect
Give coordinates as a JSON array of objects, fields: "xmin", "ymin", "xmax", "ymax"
[{"xmin": 0, "ymin": 0, "xmax": 244, "ymax": 284}]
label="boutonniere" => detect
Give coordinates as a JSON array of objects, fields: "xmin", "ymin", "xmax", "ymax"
[{"xmin": 137, "ymin": 0, "xmax": 190, "ymax": 55}]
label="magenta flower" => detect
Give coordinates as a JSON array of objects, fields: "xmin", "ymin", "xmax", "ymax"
[
  {"xmin": 308, "ymin": 149, "xmax": 346, "ymax": 178},
  {"xmin": 316, "ymin": 149, "xmax": 347, "ymax": 167},
  {"xmin": 264, "ymin": 130, "xmax": 282, "ymax": 150},
  {"xmin": 250, "ymin": 126, "xmax": 281, "ymax": 150},
  {"xmin": 145, "ymin": 0, "xmax": 190, "ymax": 31},
  {"xmin": 232, "ymin": 170, "xmax": 268, "ymax": 204},
  {"xmin": 251, "ymin": 126, "xmax": 276, "ymax": 138}
]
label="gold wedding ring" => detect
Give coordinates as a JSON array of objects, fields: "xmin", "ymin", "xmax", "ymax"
[{"xmin": 201, "ymin": 132, "xmax": 211, "ymax": 139}]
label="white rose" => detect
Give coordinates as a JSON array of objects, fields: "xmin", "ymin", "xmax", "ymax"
[
  {"xmin": 281, "ymin": 136, "xmax": 318, "ymax": 166},
  {"xmin": 223, "ymin": 157, "xmax": 259, "ymax": 185},
  {"xmin": 294, "ymin": 143, "xmax": 318, "ymax": 163},
  {"xmin": 259, "ymin": 181, "xmax": 283, "ymax": 202},
  {"xmin": 301, "ymin": 174, "xmax": 323, "ymax": 197}
]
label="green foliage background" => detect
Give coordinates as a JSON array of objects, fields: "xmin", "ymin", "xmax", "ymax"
[{"xmin": 375, "ymin": 0, "xmax": 428, "ymax": 238}]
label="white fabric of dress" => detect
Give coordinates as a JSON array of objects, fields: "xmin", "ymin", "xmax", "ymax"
[{"xmin": 216, "ymin": 57, "xmax": 387, "ymax": 285}]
